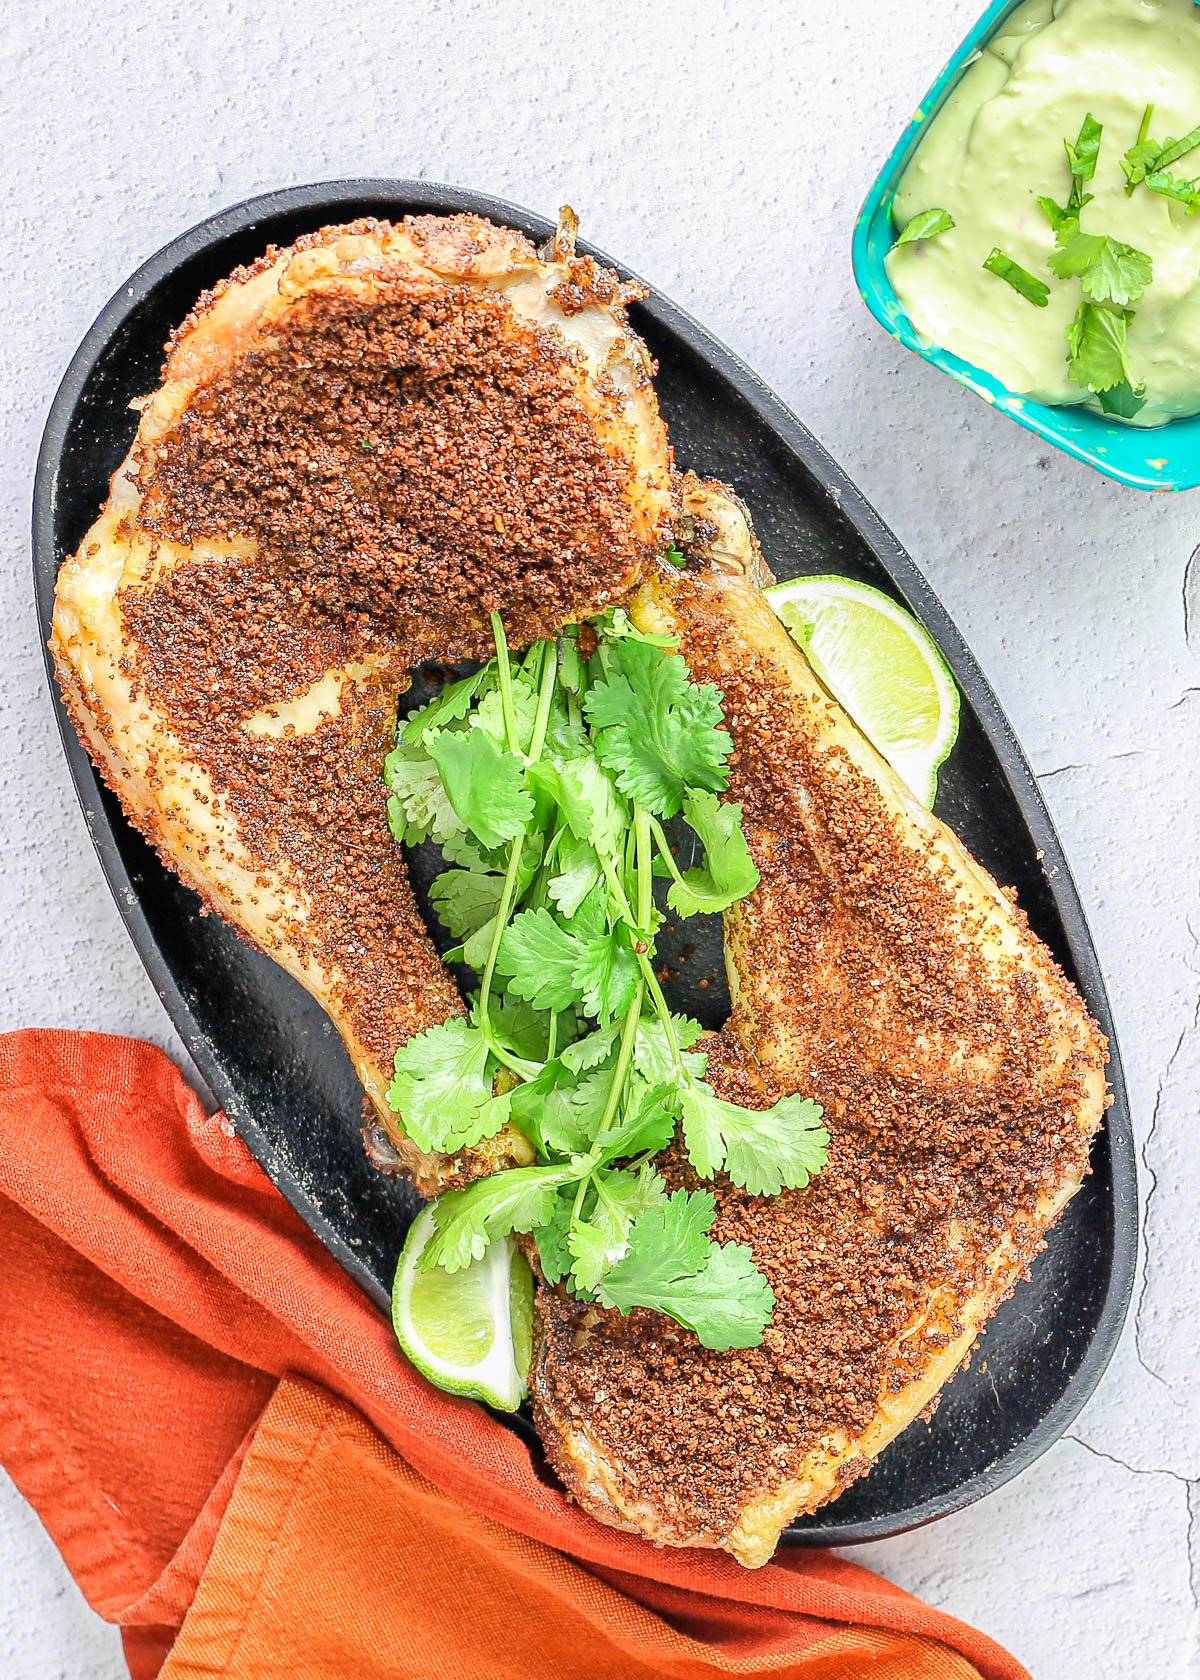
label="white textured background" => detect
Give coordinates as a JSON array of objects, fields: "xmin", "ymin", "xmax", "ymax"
[{"xmin": 1, "ymin": 1, "xmax": 1197, "ymax": 1674}]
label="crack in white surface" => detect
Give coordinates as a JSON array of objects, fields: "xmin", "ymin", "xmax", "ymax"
[
  {"xmin": 1036, "ymin": 750, "xmax": 1146, "ymax": 781},
  {"xmin": 1134, "ymin": 990, "xmax": 1200, "ymax": 1396},
  {"xmin": 1066, "ymin": 1437, "xmax": 1199, "ymax": 1618},
  {"xmin": 1184, "ymin": 542, "xmax": 1200, "ymax": 652}
]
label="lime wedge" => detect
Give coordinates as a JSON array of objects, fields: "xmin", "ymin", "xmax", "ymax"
[
  {"xmin": 391, "ymin": 1204, "xmax": 534, "ymax": 1410},
  {"xmin": 765, "ymin": 575, "xmax": 960, "ymax": 808}
]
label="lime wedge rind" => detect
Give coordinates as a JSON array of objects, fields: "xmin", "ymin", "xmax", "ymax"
[
  {"xmin": 392, "ymin": 1204, "xmax": 533, "ymax": 1410},
  {"xmin": 765, "ymin": 574, "xmax": 960, "ymax": 809}
]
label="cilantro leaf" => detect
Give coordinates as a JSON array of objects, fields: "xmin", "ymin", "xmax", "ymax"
[
  {"xmin": 617, "ymin": 1186, "xmax": 715, "ymax": 1267},
  {"xmin": 982, "ymin": 248, "xmax": 1050, "ymax": 307},
  {"xmin": 592, "ymin": 1079, "xmax": 677, "ymax": 1164},
  {"xmin": 895, "ymin": 207, "xmax": 955, "ymax": 246},
  {"xmin": 1153, "ymin": 123, "xmax": 1200, "ymax": 174},
  {"xmin": 1119, "ymin": 106, "xmax": 1200, "ymax": 204},
  {"xmin": 426, "ymin": 727, "xmax": 533, "ymax": 851},
  {"xmin": 429, "ymin": 868, "xmax": 505, "ymax": 941},
  {"xmin": 557, "ymin": 1014, "xmax": 705, "ymax": 1088},
  {"xmin": 666, "ymin": 790, "xmax": 760, "ymax": 919},
  {"xmin": 633, "ymin": 1014, "xmax": 707, "ymax": 1084},
  {"xmin": 496, "ymin": 887, "xmax": 638, "ymax": 1024},
  {"xmin": 486, "ymin": 992, "xmax": 557, "ymax": 1064},
  {"xmin": 423, "ymin": 1163, "xmax": 576, "ymax": 1272},
  {"xmin": 596, "ymin": 1191, "xmax": 775, "ymax": 1349},
  {"xmin": 471, "ymin": 680, "xmax": 540, "ymax": 752},
  {"xmin": 536, "ymin": 1062, "xmax": 623, "ymax": 1156},
  {"xmin": 652, "ymin": 1241, "xmax": 777, "ymax": 1350},
  {"xmin": 1065, "ymin": 113, "xmax": 1102, "ymax": 184},
  {"xmin": 1067, "ymin": 302, "xmax": 1141, "ymax": 395},
  {"xmin": 442, "ymin": 831, "xmax": 543, "ymax": 970},
  {"xmin": 387, "ymin": 1018, "xmax": 511, "ymax": 1154},
  {"xmin": 1047, "ymin": 233, "xmax": 1152, "ymax": 306},
  {"xmin": 530, "ymin": 755, "xmax": 626, "ymax": 857},
  {"xmin": 496, "ymin": 908, "xmax": 587, "ymax": 1012},
  {"xmin": 542, "ymin": 695, "xmax": 591, "ymax": 763},
  {"xmin": 1097, "ymin": 380, "xmax": 1147, "ymax": 419},
  {"xmin": 532, "ymin": 1187, "xmax": 576, "ymax": 1285},
  {"xmin": 1145, "ymin": 167, "xmax": 1200, "ymax": 209},
  {"xmin": 592, "ymin": 605, "xmax": 679, "ymax": 648},
  {"xmin": 547, "ymin": 829, "xmax": 603, "ymax": 917},
  {"xmin": 401, "ymin": 666, "xmax": 490, "ymax": 745},
  {"xmin": 573, "ymin": 931, "xmax": 640, "ymax": 1025},
  {"xmin": 1036, "ymin": 195, "xmax": 1076, "ymax": 239},
  {"xmin": 1122, "ymin": 103, "xmax": 1159, "ymax": 193},
  {"xmin": 583, "ymin": 639, "xmax": 731, "ymax": 818},
  {"xmin": 439, "ymin": 831, "xmax": 508, "ymax": 872},
  {"xmin": 508, "ymin": 1061, "xmax": 576, "ymax": 1156},
  {"xmin": 679, "ymin": 1081, "xmax": 829, "ymax": 1197},
  {"xmin": 561, "ymin": 1023, "xmax": 621, "ymax": 1074},
  {"xmin": 1122, "ymin": 141, "xmax": 1162, "ymax": 192},
  {"xmin": 384, "ymin": 742, "xmax": 463, "ymax": 845},
  {"xmin": 566, "ymin": 1164, "xmax": 668, "ymax": 1292}
]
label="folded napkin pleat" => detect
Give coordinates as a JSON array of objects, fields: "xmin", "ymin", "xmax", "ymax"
[{"xmin": 0, "ymin": 1029, "xmax": 1030, "ymax": 1680}]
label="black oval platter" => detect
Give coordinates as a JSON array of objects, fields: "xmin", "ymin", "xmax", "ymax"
[{"xmin": 31, "ymin": 180, "xmax": 1137, "ymax": 1546}]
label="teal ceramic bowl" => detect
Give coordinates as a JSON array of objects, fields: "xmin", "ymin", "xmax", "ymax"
[{"xmin": 853, "ymin": 0, "xmax": 1200, "ymax": 491}]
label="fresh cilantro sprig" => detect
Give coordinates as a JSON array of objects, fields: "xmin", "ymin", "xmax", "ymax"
[
  {"xmin": 1067, "ymin": 302, "xmax": 1140, "ymax": 398},
  {"xmin": 1064, "ymin": 112, "xmax": 1102, "ymax": 193},
  {"xmin": 1047, "ymin": 230, "xmax": 1151, "ymax": 307},
  {"xmin": 1031, "ymin": 115, "xmax": 1151, "ymax": 417},
  {"xmin": 382, "ymin": 606, "xmax": 829, "ymax": 1349},
  {"xmin": 1122, "ymin": 103, "xmax": 1200, "ymax": 207},
  {"xmin": 582, "ymin": 635, "xmax": 731, "ymax": 817}
]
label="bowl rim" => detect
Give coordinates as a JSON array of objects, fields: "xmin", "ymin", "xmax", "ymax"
[
  {"xmin": 852, "ymin": 0, "xmax": 1200, "ymax": 491},
  {"xmin": 32, "ymin": 176, "xmax": 1140, "ymax": 1546}
]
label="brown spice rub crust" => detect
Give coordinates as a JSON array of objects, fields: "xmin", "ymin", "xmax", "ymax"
[
  {"xmin": 111, "ymin": 220, "xmax": 669, "ymax": 1098},
  {"xmin": 141, "ymin": 274, "xmax": 650, "ymax": 656},
  {"xmin": 531, "ymin": 567, "xmax": 1104, "ymax": 1544},
  {"xmin": 119, "ymin": 560, "xmax": 459, "ymax": 1081}
]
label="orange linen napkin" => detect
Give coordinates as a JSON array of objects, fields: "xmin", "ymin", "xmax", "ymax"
[{"xmin": 0, "ymin": 1028, "xmax": 1030, "ymax": 1680}]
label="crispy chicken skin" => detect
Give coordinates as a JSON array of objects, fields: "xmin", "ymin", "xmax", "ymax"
[
  {"xmin": 51, "ymin": 213, "xmax": 675, "ymax": 1192},
  {"xmin": 528, "ymin": 480, "xmax": 1108, "ymax": 1565}
]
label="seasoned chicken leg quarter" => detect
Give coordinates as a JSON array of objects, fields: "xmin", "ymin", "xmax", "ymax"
[
  {"xmin": 528, "ymin": 479, "xmax": 1108, "ymax": 1566},
  {"xmin": 51, "ymin": 213, "xmax": 675, "ymax": 1192}
]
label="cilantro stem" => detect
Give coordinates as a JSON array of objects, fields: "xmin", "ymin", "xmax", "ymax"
[
  {"xmin": 490, "ymin": 611, "xmax": 521, "ymax": 756},
  {"xmin": 474, "ymin": 628, "xmax": 563, "ymax": 1082},
  {"xmin": 599, "ymin": 852, "xmax": 637, "ymax": 924},
  {"xmin": 634, "ymin": 807, "xmax": 653, "ymax": 931},
  {"xmin": 591, "ymin": 1168, "xmax": 623, "ymax": 1222},
  {"xmin": 599, "ymin": 834, "xmax": 687, "ymax": 1075},
  {"xmin": 635, "ymin": 953, "xmax": 684, "ymax": 1069},
  {"xmin": 596, "ymin": 982, "xmax": 645, "ymax": 1137},
  {"xmin": 527, "ymin": 638, "xmax": 558, "ymax": 762},
  {"xmin": 477, "ymin": 834, "xmax": 537, "ymax": 1078},
  {"xmin": 647, "ymin": 814, "xmax": 688, "ymax": 889}
]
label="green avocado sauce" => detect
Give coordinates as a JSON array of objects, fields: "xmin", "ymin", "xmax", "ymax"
[{"xmin": 887, "ymin": 0, "xmax": 1200, "ymax": 426}]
